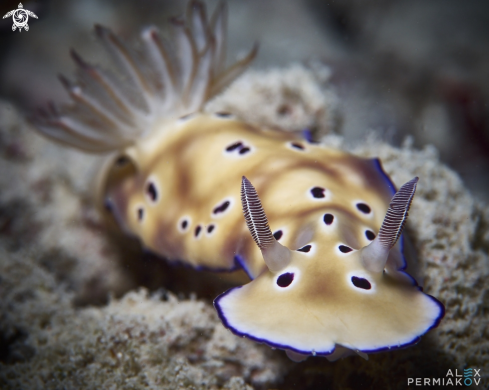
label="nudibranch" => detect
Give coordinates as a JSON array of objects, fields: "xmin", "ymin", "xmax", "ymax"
[{"xmin": 32, "ymin": 1, "xmax": 444, "ymax": 361}]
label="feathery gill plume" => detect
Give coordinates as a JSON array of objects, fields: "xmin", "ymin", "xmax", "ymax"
[{"xmin": 33, "ymin": 0, "xmax": 258, "ymax": 153}]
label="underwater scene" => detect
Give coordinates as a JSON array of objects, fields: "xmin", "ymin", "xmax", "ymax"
[{"xmin": 0, "ymin": 0, "xmax": 488, "ymax": 389}]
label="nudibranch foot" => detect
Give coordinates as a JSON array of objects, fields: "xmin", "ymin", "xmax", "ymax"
[{"xmin": 285, "ymin": 349, "xmax": 308, "ymax": 363}]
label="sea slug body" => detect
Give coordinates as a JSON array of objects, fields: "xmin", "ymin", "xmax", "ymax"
[{"xmin": 32, "ymin": 0, "xmax": 444, "ymax": 362}]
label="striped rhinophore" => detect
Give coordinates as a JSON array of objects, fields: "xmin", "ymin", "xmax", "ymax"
[
  {"xmin": 378, "ymin": 177, "xmax": 418, "ymax": 250},
  {"xmin": 241, "ymin": 176, "xmax": 275, "ymax": 250}
]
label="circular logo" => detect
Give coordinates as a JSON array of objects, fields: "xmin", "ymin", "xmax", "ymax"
[{"xmin": 12, "ymin": 9, "xmax": 28, "ymax": 29}]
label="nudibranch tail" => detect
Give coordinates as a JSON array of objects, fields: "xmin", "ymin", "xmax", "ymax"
[
  {"xmin": 32, "ymin": 0, "xmax": 257, "ymax": 153},
  {"xmin": 361, "ymin": 177, "xmax": 419, "ymax": 273},
  {"xmin": 241, "ymin": 176, "xmax": 291, "ymax": 273}
]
